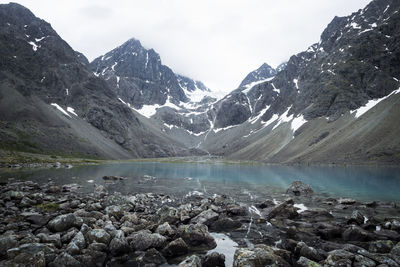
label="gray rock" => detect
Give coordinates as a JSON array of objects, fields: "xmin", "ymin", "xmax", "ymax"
[
  {"xmin": 47, "ymin": 214, "xmax": 82, "ymax": 232},
  {"xmin": 178, "ymin": 224, "xmax": 216, "ymax": 249},
  {"xmin": 162, "ymin": 238, "xmax": 189, "ymax": 258},
  {"xmin": 86, "ymin": 229, "xmax": 111, "ymax": 244},
  {"xmin": 369, "ymin": 240, "xmax": 394, "ymax": 253},
  {"xmin": 158, "ymin": 206, "xmax": 179, "ymax": 224},
  {"xmin": 87, "ymin": 242, "xmax": 107, "ymax": 252},
  {"xmin": 70, "ymin": 232, "xmax": 86, "ymax": 250},
  {"xmin": 325, "ymin": 249, "xmax": 354, "ymax": 266},
  {"xmin": 343, "ymin": 225, "xmax": 372, "ymax": 241},
  {"xmin": 7, "ymin": 243, "xmax": 55, "ymax": 259},
  {"xmin": 105, "ymin": 205, "xmax": 124, "ymax": 219},
  {"xmin": 354, "ymin": 254, "xmax": 377, "ymax": 267},
  {"xmin": 338, "ymin": 198, "xmax": 357, "ymax": 205},
  {"xmin": 61, "ymin": 229, "xmax": 79, "ymax": 244},
  {"xmin": 128, "ymin": 230, "xmax": 167, "ymax": 251},
  {"xmin": 295, "ymin": 241, "xmax": 324, "ymax": 262},
  {"xmin": 265, "ymin": 198, "xmax": 298, "ymax": 220},
  {"xmin": 178, "ymin": 255, "xmax": 202, "ymax": 267},
  {"xmin": 143, "ymin": 248, "xmax": 167, "ymax": 266},
  {"xmin": 348, "ymin": 210, "xmax": 365, "ymax": 225},
  {"xmin": 286, "ymin": 181, "xmax": 314, "ymax": 196},
  {"xmin": 191, "ymin": 209, "xmax": 219, "ymax": 226},
  {"xmin": 66, "ymin": 242, "xmax": 80, "ymax": 256},
  {"xmin": 49, "ymin": 252, "xmax": 80, "ymax": 267},
  {"xmin": 202, "ymin": 252, "xmax": 225, "ymax": 267},
  {"xmin": 296, "ymin": 256, "xmax": 322, "ymax": 267},
  {"xmin": 391, "ymin": 242, "xmax": 400, "ymax": 256},
  {"xmin": 233, "ymin": 244, "xmax": 291, "ymax": 267},
  {"xmin": 156, "ymin": 222, "xmax": 176, "ymax": 237},
  {"xmin": 210, "ymin": 217, "xmax": 242, "ymax": 231},
  {"xmin": 36, "ymin": 233, "xmax": 61, "ymax": 248},
  {"xmin": 0, "ymin": 234, "xmax": 18, "ymax": 257},
  {"xmin": 3, "ymin": 191, "xmax": 25, "ymax": 200},
  {"xmin": 109, "ymin": 230, "xmax": 130, "ymax": 256}
]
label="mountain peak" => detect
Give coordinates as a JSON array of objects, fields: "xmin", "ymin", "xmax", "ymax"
[{"xmin": 239, "ymin": 63, "xmax": 277, "ymax": 88}]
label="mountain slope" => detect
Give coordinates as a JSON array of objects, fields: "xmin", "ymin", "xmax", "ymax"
[
  {"xmin": 0, "ymin": 3, "xmax": 192, "ymax": 158},
  {"xmin": 199, "ymin": 0, "xmax": 400, "ymax": 164}
]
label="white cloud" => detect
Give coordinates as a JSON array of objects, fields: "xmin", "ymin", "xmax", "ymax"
[{"xmin": 1, "ymin": 0, "xmax": 370, "ymax": 94}]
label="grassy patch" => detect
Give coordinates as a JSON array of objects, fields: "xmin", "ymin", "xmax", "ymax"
[{"xmin": 36, "ymin": 203, "xmax": 59, "ymax": 212}]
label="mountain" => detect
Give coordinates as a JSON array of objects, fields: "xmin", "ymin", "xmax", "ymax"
[
  {"xmin": 90, "ymin": 38, "xmax": 212, "ymax": 111},
  {"xmin": 0, "ymin": 3, "xmax": 193, "ymax": 158},
  {"xmin": 239, "ymin": 63, "xmax": 276, "ymax": 88},
  {"xmin": 197, "ymin": 0, "xmax": 400, "ymax": 164},
  {"xmin": 90, "ymin": 38, "xmax": 218, "ymax": 150}
]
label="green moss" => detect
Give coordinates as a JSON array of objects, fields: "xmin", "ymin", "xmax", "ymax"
[
  {"xmin": 309, "ymin": 261, "xmax": 322, "ymax": 267},
  {"xmin": 36, "ymin": 203, "xmax": 59, "ymax": 212}
]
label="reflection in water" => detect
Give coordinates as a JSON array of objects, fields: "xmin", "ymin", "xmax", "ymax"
[{"xmin": 0, "ymin": 162, "xmax": 400, "ymax": 202}]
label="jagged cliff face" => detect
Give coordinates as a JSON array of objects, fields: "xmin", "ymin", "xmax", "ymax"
[
  {"xmin": 0, "ymin": 3, "xmax": 193, "ymax": 158},
  {"xmin": 198, "ymin": 0, "xmax": 400, "ymax": 164}
]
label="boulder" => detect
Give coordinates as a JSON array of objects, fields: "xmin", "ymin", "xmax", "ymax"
[
  {"xmin": 128, "ymin": 230, "xmax": 167, "ymax": 251},
  {"xmin": 156, "ymin": 222, "xmax": 176, "ymax": 237},
  {"xmin": 265, "ymin": 198, "xmax": 297, "ymax": 220},
  {"xmin": 0, "ymin": 234, "xmax": 18, "ymax": 257},
  {"xmin": 49, "ymin": 252, "xmax": 80, "ymax": 267},
  {"xmin": 354, "ymin": 254, "xmax": 376, "ymax": 267},
  {"xmin": 143, "ymin": 248, "xmax": 167, "ymax": 266},
  {"xmin": 69, "ymin": 232, "xmax": 86, "ymax": 250},
  {"xmin": 7, "ymin": 243, "xmax": 55, "ymax": 259},
  {"xmin": 324, "ymin": 249, "xmax": 354, "ymax": 266},
  {"xmin": 162, "ymin": 238, "xmax": 189, "ymax": 258},
  {"xmin": 296, "ymin": 256, "xmax": 322, "ymax": 267},
  {"xmin": 338, "ymin": 198, "xmax": 356, "ymax": 205},
  {"xmin": 178, "ymin": 224, "xmax": 216, "ymax": 249},
  {"xmin": 233, "ymin": 245, "xmax": 291, "ymax": 267},
  {"xmin": 191, "ymin": 209, "xmax": 219, "ymax": 226},
  {"xmin": 47, "ymin": 214, "xmax": 82, "ymax": 232},
  {"xmin": 295, "ymin": 242, "xmax": 324, "ymax": 262},
  {"xmin": 202, "ymin": 252, "xmax": 225, "ymax": 267},
  {"xmin": 368, "ymin": 240, "xmax": 394, "ymax": 253},
  {"xmin": 86, "ymin": 229, "xmax": 111, "ymax": 244},
  {"xmin": 210, "ymin": 217, "xmax": 242, "ymax": 231},
  {"xmin": 178, "ymin": 255, "xmax": 202, "ymax": 267},
  {"xmin": 36, "ymin": 233, "xmax": 61, "ymax": 248},
  {"xmin": 286, "ymin": 181, "xmax": 314, "ymax": 196},
  {"xmin": 105, "ymin": 205, "xmax": 124, "ymax": 219},
  {"xmin": 109, "ymin": 230, "xmax": 130, "ymax": 256},
  {"xmin": 343, "ymin": 225, "xmax": 372, "ymax": 242},
  {"xmin": 348, "ymin": 210, "xmax": 365, "ymax": 225}
]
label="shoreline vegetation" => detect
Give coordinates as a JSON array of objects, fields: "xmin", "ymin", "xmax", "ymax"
[{"xmin": 0, "ymin": 179, "xmax": 399, "ymax": 266}]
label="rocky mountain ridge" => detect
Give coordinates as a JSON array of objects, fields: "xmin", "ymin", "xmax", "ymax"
[{"xmin": 0, "ymin": 3, "xmax": 195, "ymax": 159}]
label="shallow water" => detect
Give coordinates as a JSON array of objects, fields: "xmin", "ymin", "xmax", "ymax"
[{"xmin": 1, "ymin": 162, "xmax": 400, "ymax": 202}]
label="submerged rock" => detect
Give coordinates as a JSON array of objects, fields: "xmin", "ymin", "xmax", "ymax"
[{"xmin": 286, "ymin": 181, "xmax": 314, "ymax": 196}]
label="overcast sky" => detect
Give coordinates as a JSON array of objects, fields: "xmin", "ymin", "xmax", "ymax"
[{"xmin": 2, "ymin": 0, "xmax": 370, "ymax": 94}]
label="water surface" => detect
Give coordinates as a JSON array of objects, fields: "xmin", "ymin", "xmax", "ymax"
[{"xmin": 1, "ymin": 162, "xmax": 400, "ymax": 202}]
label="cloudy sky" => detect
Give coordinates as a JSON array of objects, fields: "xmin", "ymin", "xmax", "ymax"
[{"xmin": 2, "ymin": 0, "xmax": 370, "ymax": 94}]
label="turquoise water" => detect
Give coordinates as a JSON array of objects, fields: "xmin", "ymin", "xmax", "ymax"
[{"xmin": 1, "ymin": 162, "xmax": 400, "ymax": 202}]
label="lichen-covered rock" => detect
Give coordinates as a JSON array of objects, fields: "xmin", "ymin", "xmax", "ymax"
[
  {"xmin": 286, "ymin": 181, "xmax": 314, "ymax": 196},
  {"xmin": 296, "ymin": 256, "xmax": 322, "ymax": 267}
]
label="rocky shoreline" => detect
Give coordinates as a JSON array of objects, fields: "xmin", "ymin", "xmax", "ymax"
[{"xmin": 0, "ymin": 179, "xmax": 399, "ymax": 266}]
